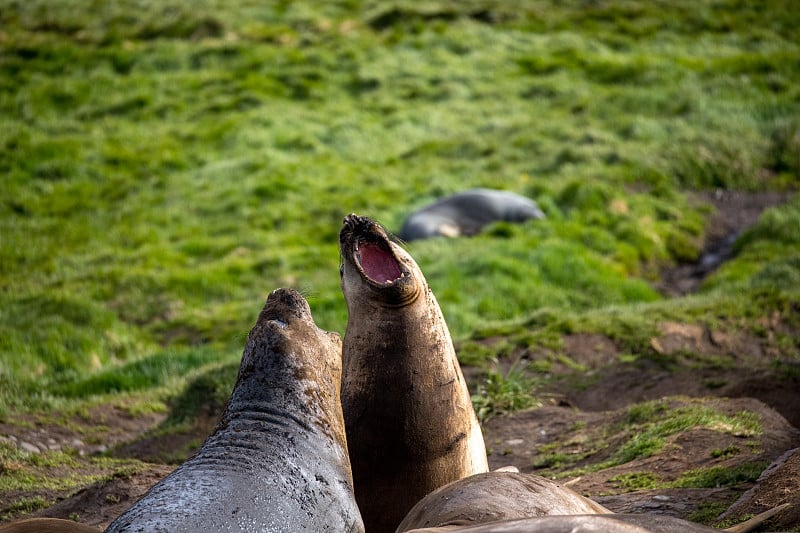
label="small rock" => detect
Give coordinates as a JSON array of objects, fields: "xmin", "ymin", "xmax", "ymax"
[
  {"xmin": 47, "ymin": 438, "xmax": 57, "ymax": 445},
  {"xmin": 48, "ymin": 444, "xmax": 61, "ymax": 451},
  {"xmin": 70, "ymin": 438, "xmax": 85, "ymax": 448},
  {"xmin": 653, "ymin": 495, "xmax": 671, "ymax": 502},
  {"xmin": 505, "ymin": 439, "xmax": 524, "ymax": 446},
  {"xmin": 8, "ymin": 435, "xmax": 18, "ymax": 442},
  {"xmin": 20, "ymin": 441, "xmax": 40, "ymax": 453}
]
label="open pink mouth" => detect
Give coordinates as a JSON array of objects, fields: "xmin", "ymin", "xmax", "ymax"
[{"xmin": 356, "ymin": 241, "xmax": 402, "ymax": 283}]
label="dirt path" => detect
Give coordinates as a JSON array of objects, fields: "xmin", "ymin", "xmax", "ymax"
[{"xmin": 657, "ymin": 190, "xmax": 794, "ymax": 296}]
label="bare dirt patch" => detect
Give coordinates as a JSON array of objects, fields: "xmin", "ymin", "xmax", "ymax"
[
  {"xmin": 483, "ymin": 398, "xmax": 800, "ymax": 530},
  {"xmin": 553, "ymin": 323, "xmax": 800, "ymax": 429},
  {"xmin": 27, "ymin": 464, "xmax": 173, "ymax": 529}
]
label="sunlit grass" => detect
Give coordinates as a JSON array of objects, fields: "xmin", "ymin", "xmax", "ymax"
[
  {"xmin": 472, "ymin": 361, "xmax": 541, "ymax": 422},
  {"xmin": 533, "ymin": 397, "xmax": 765, "ymax": 478},
  {"xmin": 1, "ymin": 0, "xmax": 798, "ymax": 413}
]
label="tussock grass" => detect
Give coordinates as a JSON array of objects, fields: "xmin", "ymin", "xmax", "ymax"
[
  {"xmin": 673, "ymin": 462, "xmax": 768, "ymax": 489},
  {"xmin": 610, "ymin": 461, "xmax": 767, "ymax": 492},
  {"xmin": 0, "ymin": 439, "xmax": 145, "ymax": 494},
  {"xmin": 472, "ymin": 361, "xmax": 541, "ymax": 422},
  {"xmin": 612, "ymin": 401, "xmax": 760, "ymax": 465},
  {"xmin": 534, "ymin": 398, "xmax": 763, "ymax": 477}
]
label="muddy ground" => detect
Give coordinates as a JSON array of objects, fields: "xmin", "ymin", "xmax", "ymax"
[{"xmin": 1, "ymin": 191, "xmax": 798, "ymax": 531}]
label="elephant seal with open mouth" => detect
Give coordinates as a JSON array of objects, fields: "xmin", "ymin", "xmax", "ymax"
[{"xmin": 339, "ymin": 214, "xmax": 488, "ymax": 533}]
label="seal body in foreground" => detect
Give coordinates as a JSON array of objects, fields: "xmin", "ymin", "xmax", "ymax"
[
  {"xmin": 105, "ymin": 288, "xmax": 364, "ymax": 533},
  {"xmin": 396, "ymin": 472, "xmax": 612, "ymax": 532},
  {"xmin": 399, "ymin": 514, "xmax": 726, "ymax": 533},
  {"xmin": 339, "ymin": 214, "xmax": 489, "ymax": 533},
  {"xmin": 398, "ymin": 188, "xmax": 545, "ymax": 241}
]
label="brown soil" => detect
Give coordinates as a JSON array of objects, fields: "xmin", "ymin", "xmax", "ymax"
[
  {"xmin": 719, "ymin": 447, "xmax": 800, "ymax": 531},
  {"xmin": 25, "ymin": 465, "xmax": 174, "ymax": 529},
  {"xmin": 483, "ymin": 398, "xmax": 799, "ymax": 526},
  {"xmin": 1, "ymin": 191, "xmax": 798, "ymax": 531}
]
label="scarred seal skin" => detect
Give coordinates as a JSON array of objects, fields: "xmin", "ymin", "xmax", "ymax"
[
  {"xmin": 395, "ymin": 472, "xmax": 612, "ymax": 532},
  {"xmin": 105, "ymin": 288, "xmax": 364, "ymax": 533},
  {"xmin": 339, "ymin": 214, "xmax": 489, "ymax": 533},
  {"xmin": 398, "ymin": 189, "xmax": 545, "ymax": 241},
  {"xmin": 399, "ymin": 513, "xmax": 747, "ymax": 533},
  {"xmin": 395, "ymin": 472, "xmax": 785, "ymax": 533}
]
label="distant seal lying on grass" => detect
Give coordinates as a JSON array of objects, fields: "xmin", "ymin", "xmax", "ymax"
[
  {"xmin": 103, "ymin": 288, "xmax": 364, "ymax": 532},
  {"xmin": 398, "ymin": 188, "xmax": 545, "ymax": 241},
  {"xmin": 339, "ymin": 214, "xmax": 489, "ymax": 533},
  {"xmin": 396, "ymin": 471, "xmax": 612, "ymax": 532}
]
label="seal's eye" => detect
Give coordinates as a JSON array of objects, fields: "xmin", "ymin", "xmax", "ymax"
[{"xmin": 339, "ymin": 263, "xmax": 344, "ymax": 278}]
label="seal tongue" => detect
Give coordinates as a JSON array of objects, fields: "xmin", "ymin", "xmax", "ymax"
[{"xmin": 357, "ymin": 242, "xmax": 402, "ymax": 283}]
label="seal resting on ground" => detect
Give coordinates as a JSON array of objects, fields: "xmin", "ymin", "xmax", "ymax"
[
  {"xmin": 398, "ymin": 514, "xmax": 722, "ymax": 533},
  {"xmin": 396, "ymin": 472, "xmax": 787, "ymax": 533},
  {"xmin": 399, "ymin": 511, "xmax": 788, "ymax": 533},
  {"xmin": 339, "ymin": 214, "xmax": 489, "ymax": 533},
  {"xmin": 105, "ymin": 288, "xmax": 364, "ymax": 533},
  {"xmin": 395, "ymin": 471, "xmax": 612, "ymax": 532},
  {"xmin": 398, "ymin": 188, "xmax": 545, "ymax": 241}
]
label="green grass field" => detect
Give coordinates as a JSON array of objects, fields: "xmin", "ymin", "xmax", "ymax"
[{"xmin": 1, "ymin": 0, "xmax": 799, "ymax": 416}]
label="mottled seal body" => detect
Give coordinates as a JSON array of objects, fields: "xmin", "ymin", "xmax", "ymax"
[
  {"xmin": 397, "ymin": 472, "xmax": 784, "ymax": 533},
  {"xmin": 339, "ymin": 214, "xmax": 488, "ymax": 533},
  {"xmin": 400, "ymin": 514, "xmax": 726, "ymax": 533},
  {"xmin": 396, "ymin": 472, "xmax": 612, "ymax": 532},
  {"xmin": 398, "ymin": 189, "xmax": 545, "ymax": 241},
  {"xmin": 105, "ymin": 288, "xmax": 364, "ymax": 533}
]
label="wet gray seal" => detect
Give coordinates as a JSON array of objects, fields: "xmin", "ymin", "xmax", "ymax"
[
  {"xmin": 339, "ymin": 214, "xmax": 489, "ymax": 533},
  {"xmin": 105, "ymin": 288, "xmax": 364, "ymax": 533},
  {"xmin": 398, "ymin": 189, "xmax": 545, "ymax": 241},
  {"xmin": 396, "ymin": 472, "xmax": 612, "ymax": 532}
]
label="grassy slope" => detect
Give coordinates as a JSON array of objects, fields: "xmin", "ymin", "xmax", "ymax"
[{"xmin": 1, "ymin": 0, "xmax": 799, "ymax": 417}]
